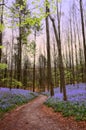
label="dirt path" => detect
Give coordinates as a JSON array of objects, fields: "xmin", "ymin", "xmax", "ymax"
[{"xmin": 0, "ymin": 95, "xmax": 86, "ymax": 130}]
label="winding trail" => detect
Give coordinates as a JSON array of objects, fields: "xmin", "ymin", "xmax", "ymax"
[{"xmin": 0, "ymin": 95, "xmax": 86, "ymax": 130}]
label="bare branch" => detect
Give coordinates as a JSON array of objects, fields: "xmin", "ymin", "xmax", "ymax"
[{"xmin": 0, "ymin": 4, "xmax": 4, "ymax": 6}]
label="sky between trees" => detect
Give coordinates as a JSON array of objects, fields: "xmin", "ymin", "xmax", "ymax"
[{"xmin": 3, "ymin": 0, "xmax": 81, "ymax": 57}]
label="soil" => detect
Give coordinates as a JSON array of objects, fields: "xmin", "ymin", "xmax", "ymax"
[{"xmin": 0, "ymin": 95, "xmax": 86, "ymax": 130}]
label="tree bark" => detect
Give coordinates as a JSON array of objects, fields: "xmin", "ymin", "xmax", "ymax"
[
  {"xmin": 33, "ymin": 30, "xmax": 36, "ymax": 92},
  {"xmin": 49, "ymin": 15, "xmax": 67, "ymax": 100},
  {"xmin": 45, "ymin": 1, "xmax": 54, "ymax": 96},
  {"xmin": 80, "ymin": 0, "xmax": 86, "ymax": 82},
  {"xmin": 17, "ymin": 12, "xmax": 22, "ymax": 85},
  {"xmin": 0, "ymin": 0, "xmax": 4, "ymax": 62}
]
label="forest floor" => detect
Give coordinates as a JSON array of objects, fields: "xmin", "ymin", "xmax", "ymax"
[{"xmin": 0, "ymin": 95, "xmax": 86, "ymax": 130}]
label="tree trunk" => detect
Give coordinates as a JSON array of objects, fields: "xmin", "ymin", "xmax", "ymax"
[
  {"xmin": 76, "ymin": 15, "xmax": 84, "ymax": 82},
  {"xmin": 53, "ymin": 43, "xmax": 57, "ymax": 87},
  {"xmin": 17, "ymin": 13, "xmax": 22, "ymax": 86},
  {"xmin": 80, "ymin": 0, "xmax": 86, "ymax": 82},
  {"xmin": 0, "ymin": 0, "xmax": 4, "ymax": 62},
  {"xmin": 49, "ymin": 16, "xmax": 67, "ymax": 100},
  {"xmin": 10, "ymin": 19, "xmax": 14, "ymax": 89},
  {"xmin": 69, "ymin": 15, "xmax": 75, "ymax": 85},
  {"xmin": 33, "ymin": 31, "xmax": 36, "ymax": 92},
  {"xmin": 45, "ymin": 1, "xmax": 54, "ymax": 96}
]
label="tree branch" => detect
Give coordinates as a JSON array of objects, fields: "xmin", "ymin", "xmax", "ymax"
[{"xmin": 0, "ymin": 4, "xmax": 4, "ymax": 6}]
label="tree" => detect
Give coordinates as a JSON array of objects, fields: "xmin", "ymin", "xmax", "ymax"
[
  {"xmin": 49, "ymin": 1, "xmax": 67, "ymax": 100},
  {"xmin": 10, "ymin": 17, "xmax": 14, "ymax": 89},
  {"xmin": 32, "ymin": 20, "xmax": 42, "ymax": 92},
  {"xmin": 38, "ymin": 54, "xmax": 46, "ymax": 92},
  {"xmin": 0, "ymin": 0, "xmax": 4, "ymax": 62},
  {"xmin": 69, "ymin": 11, "xmax": 75, "ymax": 85},
  {"xmin": 10, "ymin": 0, "xmax": 30, "ymax": 86},
  {"xmin": 45, "ymin": 0, "xmax": 54, "ymax": 96},
  {"xmin": 53, "ymin": 42, "xmax": 57, "ymax": 87},
  {"xmin": 23, "ymin": 57, "xmax": 28, "ymax": 89},
  {"xmin": 76, "ymin": 11, "xmax": 84, "ymax": 82},
  {"xmin": 32, "ymin": 41, "xmax": 36, "ymax": 92},
  {"xmin": 79, "ymin": 0, "xmax": 86, "ymax": 82}
]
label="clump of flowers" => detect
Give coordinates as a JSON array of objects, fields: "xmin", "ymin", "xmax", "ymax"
[
  {"xmin": 0, "ymin": 88, "xmax": 38, "ymax": 112},
  {"xmin": 45, "ymin": 83, "xmax": 86, "ymax": 121}
]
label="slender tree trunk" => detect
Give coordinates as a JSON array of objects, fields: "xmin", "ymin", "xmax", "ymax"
[
  {"xmin": 67, "ymin": 27, "xmax": 72, "ymax": 84},
  {"xmin": 4, "ymin": 43, "xmax": 8, "ymax": 85},
  {"xmin": 0, "ymin": 0, "xmax": 4, "ymax": 62},
  {"xmin": 43, "ymin": 45, "xmax": 47, "ymax": 91},
  {"xmin": 70, "ymin": 15, "xmax": 75, "ymax": 85},
  {"xmin": 33, "ymin": 50, "xmax": 36, "ymax": 92},
  {"xmin": 65, "ymin": 42, "xmax": 69, "ymax": 84},
  {"xmin": 14, "ymin": 53, "xmax": 17, "ymax": 81},
  {"xmin": 17, "ymin": 12, "xmax": 22, "ymax": 87},
  {"xmin": 10, "ymin": 19, "xmax": 14, "ymax": 89},
  {"xmin": 45, "ymin": 1, "xmax": 54, "ymax": 96},
  {"xmin": 53, "ymin": 43, "xmax": 57, "ymax": 87},
  {"xmin": 33, "ymin": 30, "xmax": 36, "ymax": 92},
  {"xmin": 80, "ymin": 0, "xmax": 86, "ymax": 82},
  {"xmin": 23, "ymin": 61, "xmax": 28, "ymax": 89},
  {"xmin": 49, "ymin": 15, "xmax": 67, "ymax": 100},
  {"xmin": 56, "ymin": 1, "xmax": 64, "ymax": 92},
  {"xmin": 72, "ymin": 5, "xmax": 78, "ymax": 84},
  {"xmin": 76, "ymin": 16, "xmax": 84, "ymax": 82}
]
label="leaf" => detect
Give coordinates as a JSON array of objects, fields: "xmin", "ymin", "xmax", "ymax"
[
  {"xmin": 0, "ymin": 23, "xmax": 5, "ymax": 32},
  {"xmin": 0, "ymin": 63, "xmax": 8, "ymax": 70},
  {"xmin": 0, "ymin": 45, "xmax": 4, "ymax": 49},
  {"xmin": 57, "ymin": 0, "xmax": 62, "ymax": 2}
]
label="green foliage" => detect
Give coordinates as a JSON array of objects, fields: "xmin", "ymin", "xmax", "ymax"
[
  {"xmin": 57, "ymin": 0, "xmax": 62, "ymax": 3},
  {"xmin": 1, "ymin": 78, "xmax": 22, "ymax": 87},
  {"xmin": 0, "ymin": 45, "xmax": 8, "ymax": 70},
  {"xmin": 45, "ymin": 99, "xmax": 86, "ymax": 121},
  {"xmin": 0, "ymin": 105, "xmax": 16, "ymax": 113},
  {"xmin": 26, "ymin": 40, "xmax": 37, "ymax": 55},
  {"xmin": 0, "ymin": 63, "xmax": 8, "ymax": 70},
  {"xmin": 27, "ymin": 81, "xmax": 33, "ymax": 87},
  {"xmin": 0, "ymin": 91, "xmax": 37, "ymax": 119},
  {"xmin": 0, "ymin": 23, "xmax": 4, "ymax": 32},
  {"xmin": 24, "ymin": 17, "xmax": 41, "ymax": 27},
  {"xmin": 0, "ymin": 45, "xmax": 4, "ymax": 49}
]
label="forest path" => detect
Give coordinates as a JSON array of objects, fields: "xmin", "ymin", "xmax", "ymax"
[{"xmin": 0, "ymin": 95, "xmax": 86, "ymax": 130}]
